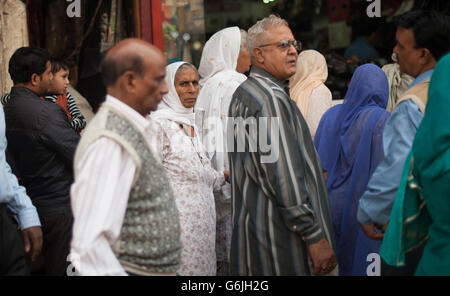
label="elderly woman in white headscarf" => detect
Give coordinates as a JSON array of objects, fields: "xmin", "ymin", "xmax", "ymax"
[
  {"xmin": 194, "ymin": 26, "xmax": 250, "ymax": 276},
  {"xmin": 150, "ymin": 62, "xmax": 229, "ymax": 276},
  {"xmin": 289, "ymin": 50, "xmax": 332, "ymax": 140}
]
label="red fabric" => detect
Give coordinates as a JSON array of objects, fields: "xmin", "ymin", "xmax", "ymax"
[
  {"xmin": 55, "ymin": 94, "xmax": 72, "ymax": 121},
  {"xmin": 151, "ymin": 0, "xmax": 164, "ymax": 51},
  {"xmin": 328, "ymin": 0, "xmax": 351, "ymax": 23},
  {"xmin": 140, "ymin": 0, "xmax": 152, "ymax": 43}
]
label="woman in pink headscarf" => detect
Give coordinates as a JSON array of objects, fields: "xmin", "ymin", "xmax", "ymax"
[{"xmin": 289, "ymin": 50, "xmax": 332, "ymax": 140}]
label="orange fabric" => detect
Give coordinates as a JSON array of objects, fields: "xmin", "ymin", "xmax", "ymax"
[{"xmin": 55, "ymin": 94, "xmax": 72, "ymax": 120}]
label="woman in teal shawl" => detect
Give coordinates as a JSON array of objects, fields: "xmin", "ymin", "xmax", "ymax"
[{"xmin": 380, "ymin": 53, "xmax": 450, "ymax": 275}]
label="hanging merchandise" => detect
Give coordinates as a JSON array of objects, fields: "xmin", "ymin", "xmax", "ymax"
[
  {"xmin": 100, "ymin": 0, "xmax": 125, "ymax": 53},
  {"xmin": 0, "ymin": 0, "xmax": 29, "ymax": 95},
  {"xmin": 161, "ymin": 0, "xmax": 205, "ymax": 65},
  {"xmin": 328, "ymin": 21, "xmax": 351, "ymax": 49},
  {"xmin": 327, "ymin": 0, "xmax": 351, "ymax": 49},
  {"xmin": 26, "ymin": 0, "xmax": 44, "ymax": 48},
  {"xmin": 182, "ymin": 33, "xmax": 193, "ymax": 63},
  {"xmin": 328, "ymin": 0, "xmax": 350, "ymax": 23}
]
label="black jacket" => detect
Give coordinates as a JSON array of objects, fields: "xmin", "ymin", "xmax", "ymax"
[{"xmin": 4, "ymin": 87, "xmax": 80, "ymax": 216}]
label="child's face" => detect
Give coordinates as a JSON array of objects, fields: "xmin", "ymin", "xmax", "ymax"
[{"xmin": 49, "ymin": 69, "xmax": 69, "ymax": 95}]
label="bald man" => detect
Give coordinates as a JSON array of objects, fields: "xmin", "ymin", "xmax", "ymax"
[{"xmin": 69, "ymin": 39, "xmax": 181, "ymax": 276}]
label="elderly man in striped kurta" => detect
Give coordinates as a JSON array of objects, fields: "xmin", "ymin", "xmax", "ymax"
[{"xmin": 228, "ymin": 15, "xmax": 337, "ymax": 276}]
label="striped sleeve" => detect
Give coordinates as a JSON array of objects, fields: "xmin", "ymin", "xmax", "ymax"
[
  {"xmin": 44, "ymin": 94, "xmax": 58, "ymax": 103},
  {"xmin": 1, "ymin": 93, "xmax": 10, "ymax": 105},
  {"xmin": 66, "ymin": 91, "xmax": 86, "ymax": 132}
]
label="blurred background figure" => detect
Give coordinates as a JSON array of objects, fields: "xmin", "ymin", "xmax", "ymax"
[
  {"xmin": 382, "ymin": 53, "xmax": 414, "ymax": 112},
  {"xmin": 314, "ymin": 64, "xmax": 390, "ymax": 276},
  {"xmin": 380, "ymin": 53, "xmax": 450, "ymax": 276},
  {"xmin": 344, "ymin": 17, "xmax": 382, "ymax": 63},
  {"xmin": 289, "ymin": 50, "xmax": 332, "ymax": 140},
  {"xmin": 195, "ymin": 26, "xmax": 250, "ymax": 276}
]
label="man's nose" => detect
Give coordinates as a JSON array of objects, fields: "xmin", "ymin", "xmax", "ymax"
[
  {"xmin": 393, "ymin": 44, "xmax": 399, "ymax": 55},
  {"xmin": 287, "ymin": 44, "xmax": 298, "ymax": 56}
]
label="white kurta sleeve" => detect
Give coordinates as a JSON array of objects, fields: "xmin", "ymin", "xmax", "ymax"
[{"xmin": 70, "ymin": 138, "xmax": 137, "ymax": 276}]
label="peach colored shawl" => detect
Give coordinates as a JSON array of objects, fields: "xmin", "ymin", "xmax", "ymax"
[{"xmin": 289, "ymin": 50, "xmax": 328, "ymax": 119}]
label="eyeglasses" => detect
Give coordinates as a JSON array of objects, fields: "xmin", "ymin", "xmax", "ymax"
[{"xmin": 257, "ymin": 40, "xmax": 302, "ymax": 52}]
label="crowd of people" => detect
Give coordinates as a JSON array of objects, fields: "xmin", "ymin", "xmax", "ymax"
[{"xmin": 1, "ymin": 10, "xmax": 450, "ymax": 276}]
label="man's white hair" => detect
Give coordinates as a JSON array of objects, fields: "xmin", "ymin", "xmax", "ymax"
[{"xmin": 248, "ymin": 14, "xmax": 289, "ymax": 57}]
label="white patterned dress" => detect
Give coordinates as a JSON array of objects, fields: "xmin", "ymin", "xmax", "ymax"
[{"xmin": 149, "ymin": 118, "xmax": 226, "ymax": 276}]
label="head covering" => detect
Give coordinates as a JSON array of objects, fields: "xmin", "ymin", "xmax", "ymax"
[
  {"xmin": 195, "ymin": 27, "xmax": 247, "ymax": 165},
  {"xmin": 289, "ymin": 50, "xmax": 328, "ymax": 118},
  {"xmin": 151, "ymin": 61, "xmax": 196, "ymax": 127},
  {"xmin": 380, "ymin": 54, "xmax": 450, "ymax": 273},
  {"xmin": 314, "ymin": 63, "xmax": 390, "ymax": 275},
  {"xmin": 198, "ymin": 27, "xmax": 242, "ymax": 87},
  {"xmin": 315, "ymin": 64, "xmax": 389, "ymax": 173}
]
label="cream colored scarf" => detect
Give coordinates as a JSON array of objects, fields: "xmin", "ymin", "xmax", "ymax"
[{"xmin": 289, "ymin": 50, "xmax": 328, "ymax": 119}]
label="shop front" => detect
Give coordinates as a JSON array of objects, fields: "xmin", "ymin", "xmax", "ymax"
[{"xmin": 1, "ymin": 0, "xmax": 448, "ymax": 107}]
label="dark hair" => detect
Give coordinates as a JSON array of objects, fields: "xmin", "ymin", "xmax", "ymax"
[
  {"xmin": 394, "ymin": 10, "xmax": 450, "ymax": 61},
  {"xmin": 100, "ymin": 53, "xmax": 144, "ymax": 87},
  {"xmin": 50, "ymin": 57, "xmax": 69, "ymax": 74},
  {"xmin": 8, "ymin": 47, "xmax": 51, "ymax": 84}
]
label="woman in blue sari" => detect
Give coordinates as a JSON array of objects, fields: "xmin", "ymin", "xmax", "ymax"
[{"xmin": 314, "ymin": 64, "xmax": 390, "ymax": 275}]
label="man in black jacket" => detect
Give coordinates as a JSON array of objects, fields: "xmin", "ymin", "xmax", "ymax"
[{"xmin": 4, "ymin": 47, "xmax": 80, "ymax": 275}]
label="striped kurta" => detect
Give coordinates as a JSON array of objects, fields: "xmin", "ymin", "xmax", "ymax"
[{"xmin": 228, "ymin": 66, "xmax": 336, "ymax": 275}]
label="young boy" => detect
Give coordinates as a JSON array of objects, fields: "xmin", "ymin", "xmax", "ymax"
[{"xmin": 45, "ymin": 58, "xmax": 86, "ymax": 133}]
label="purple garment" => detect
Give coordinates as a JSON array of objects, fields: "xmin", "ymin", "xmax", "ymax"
[{"xmin": 314, "ymin": 64, "xmax": 390, "ymax": 276}]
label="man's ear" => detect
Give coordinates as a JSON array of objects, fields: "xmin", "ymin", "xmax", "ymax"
[
  {"xmin": 252, "ymin": 47, "xmax": 265, "ymax": 64},
  {"xmin": 122, "ymin": 71, "xmax": 137, "ymax": 93},
  {"xmin": 30, "ymin": 73, "xmax": 41, "ymax": 87},
  {"xmin": 422, "ymin": 48, "xmax": 435, "ymax": 64}
]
